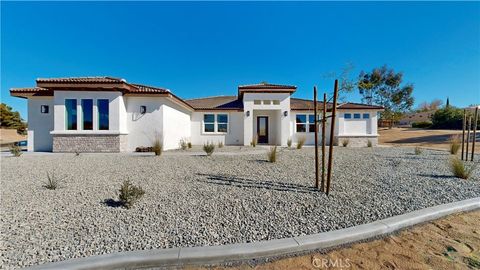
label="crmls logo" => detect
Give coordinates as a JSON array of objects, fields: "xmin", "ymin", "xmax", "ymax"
[{"xmin": 312, "ymin": 257, "xmax": 352, "ymax": 269}]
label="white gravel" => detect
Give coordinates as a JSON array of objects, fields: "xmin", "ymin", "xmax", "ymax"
[{"xmin": 1, "ymin": 147, "xmax": 479, "ymax": 269}]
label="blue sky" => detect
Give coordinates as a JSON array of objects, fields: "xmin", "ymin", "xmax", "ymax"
[{"xmin": 2, "ymin": 1, "xmax": 479, "ymax": 120}]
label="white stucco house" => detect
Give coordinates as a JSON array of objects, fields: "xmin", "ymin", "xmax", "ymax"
[{"xmin": 10, "ymin": 77, "xmax": 384, "ymax": 152}]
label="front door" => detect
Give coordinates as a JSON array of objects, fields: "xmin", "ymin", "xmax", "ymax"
[{"xmin": 257, "ymin": 116, "xmax": 269, "ymax": 144}]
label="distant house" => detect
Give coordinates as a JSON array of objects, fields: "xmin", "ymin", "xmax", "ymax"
[
  {"xmin": 398, "ymin": 110, "xmax": 435, "ymax": 127},
  {"xmin": 10, "ymin": 77, "xmax": 383, "ymax": 152}
]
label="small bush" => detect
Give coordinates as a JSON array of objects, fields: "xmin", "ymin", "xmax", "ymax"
[
  {"xmin": 412, "ymin": 121, "xmax": 432, "ymax": 128},
  {"xmin": 342, "ymin": 139, "xmax": 350, "ymax": 147},
  {"xmin": 74, "ymin": 150, "xmax": 80, "ymax": 156},
  {"xmin": 44, "ymin": 171, "xmax": 61, "ymax": 190},
  {"xmin": 9, "ymin": 144, "xmax": 22, "ymax": 157},
  {"xmin": 448, "ymin": 135, "xmax": 461, "ymax": 155},
  {"xmin": 203, "ymin": 141, "xmax": 215, "ymax": 156},
  {"xmin": 179, "ymin": 138, "xmax": 188, "ymax": 150},
  {"xmin": 251, "ymin": 136, "xmax": 257, "ymax": 147},
  {"xmin": 218, "ymin": 141, "xmax": 224, "ymax": 148},
  {"xmin": 450, "ymin": 157, "xmax": 475, "ymax": 179},
  {"xmin": 118, "ymin": 180, "xmax": 145, "ymax": 209},
  {"xmin": 287, "ymin": 138, "xmax": 292, "ymax": 148},
  {"xmin": 187, "ymin": 142, "xmax": 192, "ymax": 149},
  {"xmin": 297, "ymin": 136, "xmax": 306, "ymax": 149},
  {"xmin": 152, "ymin": 134, "xmax": 163, "ymax": 156},
  {"xmin": 367, "ymin": 140, "xmax": 373, "ymax": 147},
  {"xmin": 414, "ymin": 146, "xmax": 422, "ymax": 155},
  {"xmin": 135, "ymin": 146, "xmax": 154, "ymax": 152},
  {"xmin": 267, "ymin": 146, "xmax": 277, "ymax": 163}
]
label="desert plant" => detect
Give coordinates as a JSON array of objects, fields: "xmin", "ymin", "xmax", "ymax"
[
  {"xmin": 287, "ymin": 138, "xmax": 292, "ymax": 148},
  {"xmin": 411, "ymin": 121, "xmax": 433, "ymax": 128},
  {"xmin": 342, "ymin": 139, "xmax": 350, "ymax": 147},
  {"xmin": 218, "ymin": 141, "xmax": 224, "ymax": 148},
  {"xmin": 250, "ymin": 136, "xmax": 257, "ymax": 147},
  {"xmin": 267, "ymin": 146, "xmax": 277, "ymax": 163},
  {"xmin": 74, "ymin": 150, "xmax": 80, "ymax": 156},
  {"xmin": 152, "ymin": 133, "xmax": 163, "ymax": 156},
  {"xmin": 118, "ymin": 180, "xmax": 145, "ymax": 209},
  {"xmin": 179, "ymin": 138, "xmax": 188, "ymax": 150},
  {"xmin": 44, "ymin": 171, "xmax": 61, "ymax": 190},
  {"xmin": 414, "ymin": 146, "xmax": 422, "ymax": 155},
  {"xmin": 203, "ymin": 141, "xmax": 215, "ymax": 156},
  {"xmin": 367, "ymin": 140, "xmax": 373, "ymax": 147},
  {"xmin": 448, "ymin": 135, "xmax": 461, "ymax": 155},
  {"xmin": 450, "ymin": 157, "xmax": 475, "ymax": 179},
  {"xmin": 297, "ymin": 136, "xmax": 306, "ymax": 149},
  {"xmin": 187, "ymin": 142, "xmax": 192, "ymax": 149},
  {"xmin": 9, "ymin": 144, "xmax": 22, "ymax": 157}
]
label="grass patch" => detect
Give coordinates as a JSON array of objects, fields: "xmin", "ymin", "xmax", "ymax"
[
  {"xmin": 367, "ymin": 140, "xmax": 373, "ymax": 147},
  {"xmin": 218, "ymin": 141, "xmax": 224, "ymax": 148},
  {"xmin": 43, "ymin": 171, "xmax": 63, "ymax": 190},
  {"xmin": 448, "ymin": 135, "xmax": 461, "ymax": 155},
  {"xmin": 342, "ymin": 139, "xmax": 349, "ymax": 147},
  {"xmin": 187, "ymin": 142, "xmax": 192, "ymax": 149},
  {"xmin": 267, "ymin": 146, "xmax": 277, "ymax": 163},
  {"xmin": 251, "ymin": 136, "xmax": 257, "ymax": 147},
  {"xmin": 152, "ymin": 133, "xmax": 163, "ymax": 156},
  {"xmin": 414, "ymin": 146, "xmax": 422, "ymax": 155},
  {"xmin": 179, "ymin": 138, "xmax": 188, "ymax": 150},
  {"xmin": 118, "ymin": 180, "xmax": 145, "ymax": 209},
  {"xmin": 450, "ymin": 157, "xmax": 475, "ymax": 179},
  {"xmin": 297, "ymin": 136, "xmax": 306, "ymax": 149},
  {"xmin": 9, "ymin": 144, "xmax": 22, "ymax": 157},
  {"xmin": 203, "ymin": 141, "xmax": 215, "ymax": 156},
  {"xmin": 287, "ymin": 138, "xmax": 292, "ymax": 148}
]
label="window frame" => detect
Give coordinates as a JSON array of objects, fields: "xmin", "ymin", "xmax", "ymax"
[
  {"xmin": 353, "ymin": 113, "xmax": 361, "ymax": 119},
  {"xmin": 203, "ymin": 113, "xmax": 229, "ymax": 134},
  {"xmin": 97, "ymin": 99, "xmax": 110, "ymax": 130},
  {"xmin": 363, "ymin": 113, "xmax": 370, "ymax": 119},
  {"xmin": 344, "ymin": 113, "xmax": 352, "ymax": 119},
  {"xmin": 295, "ymin": 114, "xmax": 319, "ymax": 133}
]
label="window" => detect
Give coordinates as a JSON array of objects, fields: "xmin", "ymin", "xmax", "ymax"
[
  {"xmin": 354, "ymin": 113, "xmax": 361, "ymax": 119},
  {"xmin": 344, "ymin": 113, "xmax": 352, "ymax": 119},
  {"xmin": 203, "ymin": 114, "xmax": 215, "ymax": 132},
  {"xmin": 363, "ymin": 113, "xmax": 370, "ymax": 119},
  {"xmin": 273, "ymin": 100, "xmax": 280, "ymax": 105},
  {"xmin": 254, "ymin": 100, "xmax": 261, "ymax": 105},
  {"xmin": 263, "ymin": 100, "xmax": 271, "ymax": 105},
  {"xmin": 81, "ymin": 99, "xmax": 93, "ymax": 130},
  {"xmin": 309, "ymin": 115, "xmax": 317, "ymax": 133},
  {"xmin": 296, "ymin": 114, "xmax": 307, "ymax": 132},
  {"xmin": 98, "ymin": 99, "xmax": 109, "ymax": 130},
  {"xmin": 217, "ymin": 114, "xmax": 228, "ymax": 133},
  {"xmin": 40, "ymin": 105, "xmax": 49, "ymax": 114},
  {"xmin": 65, "ymin": 99, "xmax": 77, "ymax": 130}
]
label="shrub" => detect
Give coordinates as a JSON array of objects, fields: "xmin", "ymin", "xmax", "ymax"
[
  {"xmin": 448, "ymin": 135, "xmax": 461, "ymax": 155},
  {"xmin": 9, "ymin": 144, "xmax": 22, "ymax": 157},
  {"xmin": 179, "ymin": 138, "xmax": 188, "ymax": 150},
  {"xmin": 203, "ymin": 141, "xmax": 215, "ymax": 156},
  {"xmin": 187, "ymin": 142, "xmax": 192, "ymax": 149},
  {"xmin": 431, "ymin": 107, "xmax": 464, "ymax": 129},
  {"xmin": 412, "ymin": 121, "xmax": 432, "ymax": 128},
  {"xmin": 450, "ymin": 157, "xmax": 475, "ymax": 179},
  {"xmin": 297, "ymin": 136, "xmax": 306, "ymax": 149},
  {"xmin": 287, "ymin": 138, "xmax": 292, "ymax": 148},
  {"xmin": 267, "ymin": 146, "xmax": 277, "ymax": 163},
  {"xmin": 74, "ymin": 150, "xmax": 80, "ymax": 156},
  {"xmin": 342, "ymin": 139, "xmax": 350, "ymax": 147},
  {"xmin": 118, "ymin": 180, "xmax": 145, "ymax": 209},
  {"xmin": 152, "ymin": 134, "xmax": 163, "ymax": 156},
  {"xmin": 218, "ymin": 141, "xmax": 224, "ymax": 148},
  {"xmin": 367, "ymin": 140, "xmax": 373, "ymax": 147},
  {"xmin": 44, "ymin": 171, "xmax": 61, "ymax": 190},
  {"xmin": 414, "ymin": 146, "xmax": 422, "ymax": 155},
  {"xmin": 251, "ymin": 136, "xmax": 257, "ymax": 147}
]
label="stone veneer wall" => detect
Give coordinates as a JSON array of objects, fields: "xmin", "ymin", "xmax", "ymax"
[
  {"xmin": 335, "ymin": 136, "xmax": 378, "ymax": 147},
  {"xmin": 53, "ymin": 134, "xmax": 127, "ymax": 153}
]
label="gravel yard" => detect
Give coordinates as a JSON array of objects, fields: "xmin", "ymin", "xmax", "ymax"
[{"xmin": 1, "ymin": 147, "xmax": 479, "ymax": 269}]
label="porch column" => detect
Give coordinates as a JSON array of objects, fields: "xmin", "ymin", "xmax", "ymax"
[
  {"xmin": 279, "ymin": 109, "xmax": 290, "ymax": 146},
  {"xmin": 244, "ymin": 110, "xmax": 253, "ymax": 146}
]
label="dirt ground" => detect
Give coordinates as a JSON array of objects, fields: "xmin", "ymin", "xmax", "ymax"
[
  {"xmin": 0, "ymin": 128, "xmax": 26, "ymax": 146},
  {"xmin": 379, "ymin": 127, "xmax": 480, "ymax": 152},
  {"xmin": 192, "ymin": 210, "xmax": 480, "ymax": 270}
]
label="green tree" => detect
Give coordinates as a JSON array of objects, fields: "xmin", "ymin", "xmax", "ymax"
[
  {"xmin": 0, "ymin": 103, "xmax": 27, "ymax": 134},
  {"xmin": 357, "ymin": 65, "xmax": 414, "ymax": 123},
  {"xmin": 431, "ymin": 107, "xmax": 463, "ymax": 129}
]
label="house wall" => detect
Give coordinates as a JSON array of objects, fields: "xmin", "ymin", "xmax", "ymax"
[
  {"xmin": 161, "ymin": 99, "xmax": 191, "ymax": 150},
  {"xmin": 190, "ymin": 111, "xmax": 244, "ymax": 145},
  {"xmin": 290, "ymin": 111, "xmax": 332, "ymax": 146},
  {"xmin": 337, "ymin": 110, "xmax": 379, "ymax": 147},
  {"xmin": 252, "ymin": 110, "xmax": 281, "ymax": 145},
  {"xmin": 27, "ymin": 97, "xmax": 54, "ymax": 151}
]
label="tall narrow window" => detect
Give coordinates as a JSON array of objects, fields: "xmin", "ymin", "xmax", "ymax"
[
  {"xmin": 204, "ymin": 114, "xmax": 215, "ymax": 133},
  {"xmin": 65, "ymin": 99, "xmax": 77, "ymax": 130},
  {"xmin": 296, "ymin": 114, "xmax": 307, "ymax": 132},
  {"xmin": 98, "ymin": 99, "xmax": 109, "ymax": 130},
  {"xmin": 81, "ymin": 99, "xmax": 93, "ymax": 130},
  {"xmin": 308, "ymin": 115, "xmax": 316, "ymax": 133},
  {"xmin": 217, "ymin": 114, "xmax": 228, "ymax": 133}
]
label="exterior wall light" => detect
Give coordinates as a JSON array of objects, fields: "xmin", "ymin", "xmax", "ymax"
[
  {"xmin": 246, "ymin": 111, "xmax": 250, "ymax": 117},
  {"xmin": 140, "ymin": 105, "xmax": 146, "ymax": 114},
  {"xmin": 283, "ymin": 111, "xmax": 288, "ymax": 117}
]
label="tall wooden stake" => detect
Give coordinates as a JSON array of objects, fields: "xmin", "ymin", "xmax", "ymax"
[
  {"xmin": 321, "ymin": 93, "xmax": 327, "ymax": 193},
  {"xmin": 314, "ymin": 86, "xmax": 319, "ymax": 189},
  {"xmin": 471, "ymin": 107, "xmax": 478, "ymax": 161},
  {"xmin": 466, "ymin": 115, "xmax": 471, "ymax": 160},
  {"xmin": 461, "ymin": 110, "xmax": 466, "ymax": 160},
  {"xmin": 326, "ymin": 80, "xmax": 339, "ymax": 195}
]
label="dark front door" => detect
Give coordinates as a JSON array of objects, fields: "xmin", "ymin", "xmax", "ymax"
[{"xmin": 257, "ymin": 116, "xmax": 269, "ymax": 144}]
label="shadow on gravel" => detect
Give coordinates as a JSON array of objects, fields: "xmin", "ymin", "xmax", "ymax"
[
  {"xmin": 102, "ymin": 199, "xmax": 124, "ymax": 208},
  {"xmin": 417, "ymin": 173, "xmax": 456, "ymax": 179},
  {"xmin": 196, "ymin": 173, "xmax": 320, "ymax": 194}
]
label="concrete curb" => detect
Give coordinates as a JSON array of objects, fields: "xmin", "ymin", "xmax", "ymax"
[{"xmin": 28, "ymin": 197, "xmax": 480, "ymax": 270}]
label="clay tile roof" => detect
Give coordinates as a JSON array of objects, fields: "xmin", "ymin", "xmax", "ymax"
[
  {"xmin": 36, "ymin": 76, "xmax": 125, "ymax": 83},
  {"xmin": 290, "ymin": 98, "xmax": 384, "ymax": 111},
  {"xmin": 185, "ymin": 96, "xmax": 243, "ymax": 110},
  {"xmin": 238, "ymin": 83, "xmax": 297, "ymax": 90},
  {"xmin": 10, "ymin": 87, "xmax": 53, "ymax": 98},
  {"xmin": 129, "ymin": 83, "xmax": 170, "ymax": 93},
  {"xmin": 338, "ymin": 102, "xmax": 384, "ymax": 110}
]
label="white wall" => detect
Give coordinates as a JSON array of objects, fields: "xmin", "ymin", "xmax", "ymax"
[
  {"xmin": 338, "ymin": 110, "xmax": 378, "ymax": 136},
  {"xmin": 161, "ymin": 99, "xmax": 191, "ymax": 150},
  {"xmin": 252, "ymin": 110, "xmax": 280, "ymax": 145},
  {"xmin": 290, "ymin": 111, "xmax": 332, "ymax": 145},
  {"xmin": 27, "ymin": 97, "xmax": 54, "ymax": 151},
  {"xmin": 191, "ymin": 111, "xmax": 244, "ymax": 145}
]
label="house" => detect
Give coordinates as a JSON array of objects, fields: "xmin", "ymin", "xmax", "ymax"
[
  {"xmin": 398, "ymin": 110, "xmax": 435, "ymax": 127},
  {"xmin": 10, "ymin": 77, "xmax": 384, "ymax": 152}
]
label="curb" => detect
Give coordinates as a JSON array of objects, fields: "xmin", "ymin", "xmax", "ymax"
[{"xmin": 28, "ymin": 197, "xmax": 480, "ymax": 270}]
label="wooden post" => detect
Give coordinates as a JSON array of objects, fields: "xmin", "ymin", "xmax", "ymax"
[
  {"xmin": 466, "ymin": 115, "xmax": 471, "ymax": 160},
  {"xmin": 314, "ymin": 86, "xmax": 319, "ymax": 189},
  {"xmin": 326, "ymin": 80, "xmax": 339, "ymax": 195},
  {"xmin": 471, "ymin": 107, "xmax": 478, "ymax": 161},
  {"xmin": 461, "ymin": 110, "xmax": 466, "ymax": 160},
  {"xmin": 321, "ymin": 93, "xmax": 327, "ymax": 193}
]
